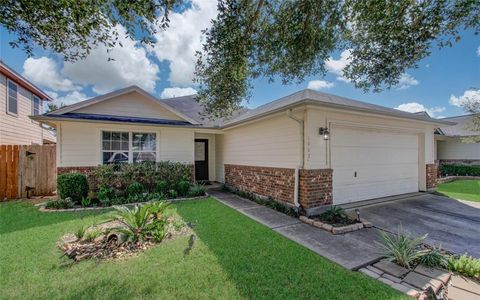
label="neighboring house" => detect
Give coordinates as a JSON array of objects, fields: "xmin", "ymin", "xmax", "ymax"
[
  {"xmin": 32, "ymin": 86, "xmax": 453, "ymax": 214},
  {"xmin": 0, "ymin": 60, "xmax": 55, "ymax": 145},
  {"xmin": 435, "ymin": 114, "xmax": 480, "ymax": 165}
]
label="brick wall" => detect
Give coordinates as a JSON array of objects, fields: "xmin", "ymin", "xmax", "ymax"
[
  {"xmin": 299, "ymin": 169, "xmax": 333, "ymax": 208},
  {"xmin": 224, "ymin": 164, "xmax": 334, "ymax": 209},
  {"xmin": 224, "ymin": 164, "xmax": 295, "ymax": 205},
  {"xmin": 426, "ymin": 163, "xmax": 438, "ymax": 190}
]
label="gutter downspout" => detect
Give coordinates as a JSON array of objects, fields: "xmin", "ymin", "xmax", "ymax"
[{"xmin": 287, "ymin": 109, "xmax": 305, "ymax": 208}]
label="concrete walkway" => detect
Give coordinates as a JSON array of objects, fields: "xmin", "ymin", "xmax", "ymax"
[{"xmin": 209, "ymin": 190, "xmax": 383, "ymax": 270}]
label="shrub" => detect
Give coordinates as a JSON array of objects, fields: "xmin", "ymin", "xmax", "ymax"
[
  {"xmin": 98, "ymin": 187, "xmax": 115, "ymax": 202},
  {"xmin": 448, "ymin": 254, "xmax": 480, "ymax": 279},
  {"xmin": 377, "ymin": 229, "xmax": 427, "ymax": 269},
  {"xmin": 111, "ymin": 202, "xmax": 171, "ymax": 243},
  {"xmin": 319, "ymin": 206, "xmax": 345, "ymax": 223},
  {"xmin": 83, "ymin": 229, "xmax": 101, "ymax": 243},
  {"xmin": 155, "ymin": 180, "xmax": 168, "ymax": 194},
  {"xmin": 57, "ymin": 173, "xmax": 89, "ymax": 203},
  {"xmin": 94, "ymin": 162, "xmax": 192, "ymax": 194},
  {"xmin": 80, "ymin": 197, "xmax": 92, "ymax": 207},
  {"xmin": 74, "ymin": 225, "xmax": 88, "ymax": 241},
  {"xmin": 176, "ymin": 178, "xmax": 190, "ymax": 196},
  {"xmin": 188, "ymin": 184, "xmax": 206, "ymax": 197},
  {"xmin": 127, "ymin": 181, "xmax": 144, "ymax": 196},
  {"xmin": 168, "ymin": 189, "xmax": 178, "ymax": 199},
  {"xmin": 440, "ymin": 164, "xmax": 480, "ymax": 177},
  {"xmin": 45, "ymin": 198, "xmax": 74, "ymax": 209},
  {"xmin": 418, "ymin": 245, "xmax": 448, "ymax": 268}
]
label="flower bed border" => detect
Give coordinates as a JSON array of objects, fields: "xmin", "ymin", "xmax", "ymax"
[
  {"xmin": 37, "ymin": 194, "xmax": 209, "ymax": 212},
  {"xmin": 299, "ymin": 215, "xmax": 372, "ymax": 234}
]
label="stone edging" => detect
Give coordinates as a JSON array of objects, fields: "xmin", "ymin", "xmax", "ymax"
[
  {"xmin": 299, "ymin": 215, "xmax": 372, "ymax": 234},
  {"xmin": 437, "ymin": 176, "xmax": 480, "ymax": 184},
  {"xmin": 37, "ymin": 194, "xmax": 209, "ymax": 212}
]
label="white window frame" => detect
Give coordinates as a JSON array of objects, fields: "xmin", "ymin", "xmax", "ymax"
[
  {"xmin": 101, "ymin": 130, "xmax": 157, "ymax": 164},
  {"xmin": 32, "ymin": 95, "xmax": 41, "ymax": 116},
  {"xmin": 6, "ymin": 79, "xmax": 18, "ymax": 116}
]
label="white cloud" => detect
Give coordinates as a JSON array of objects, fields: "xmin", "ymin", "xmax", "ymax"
[
  {"xmin": 46, "ymin": 90, "xmax": 89, "ymax": 106},
  {"xmin": 396, "ymin": 73, "xmax": 419, "ymax": 90},
  {"xmin": 63, "ymin": 25, "xmax": 159, "ymax": 94},
  {"xmin": 449, "ymin": 89, "xmax": 480, "ymax": 107},
  {"xmin": 151, "ymin": 0, "xmax": 218, "ymax": 86},
  {"xmin": 325, "ymin": 49, "xmax": 352, "ymax": 82},
  {"xmin": 307, "ymin": 80, "xmax": 334, "ymax": 90},
  {"xmin": 395, "ymin": 102, "xmax": 445, "ymax": 117},
  {"xmin": 477, "ymin": 46, "xmax": 480, "ymax": 56},
  {"xmin": 160, "ymin": 87, "xmax": 197, "ymax": 98},
  {"xmin": 23, "ymin": 57, "xmax": 78, "ymax": 92}
]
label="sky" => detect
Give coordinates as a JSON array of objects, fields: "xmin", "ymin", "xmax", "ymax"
[{"xmin": 0, "ymin": 0, "xmax": 479, "ymax": 118}]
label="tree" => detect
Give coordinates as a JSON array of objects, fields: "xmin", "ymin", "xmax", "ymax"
[
  {"xmin": 0, "ymin": 0, "xmax": 176, "ymax": 61},
  {"xmin": 195, "ymin": 0, "xmax": 480, "ymax": 118},
  {"xmin": 460, "ymin": 89, "xmax": 480, "ymax": 143},
  {"xmin": 1, "ymin": 1, "xmax": 479, "ymax": 118}
]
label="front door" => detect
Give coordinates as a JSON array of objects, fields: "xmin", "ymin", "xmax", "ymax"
[{"xmin": 194, "ymin": 139, "xmax": 209, "ymax": 182}]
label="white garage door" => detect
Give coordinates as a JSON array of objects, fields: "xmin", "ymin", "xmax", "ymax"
[{"xmin": 331, "ymin": 125, "xmax": 419, "ymax": 204}]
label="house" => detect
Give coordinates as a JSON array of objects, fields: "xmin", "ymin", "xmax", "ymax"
[
  {"xmin": 0, "ymin": 60, "xmax": 55, "ymax": 145},
  {"xmin": 32, "ymin": 86, "xmax": 454, "ymax": 214},
  {"xmin": 435, "ymin": 114, "xmax": 480, "ymax": 166}
]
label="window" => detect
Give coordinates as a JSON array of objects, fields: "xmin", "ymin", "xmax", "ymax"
[
  {"xmin": 7, "ymin": 80, "xmax": 18, "ymax": 115},
  {"xmin": 32, "ymin": 95, "xmax": 41, "ymax": 116},
  {"xmin": 102, "ymin": 131, "xmax": 156, "ymax": 164}
]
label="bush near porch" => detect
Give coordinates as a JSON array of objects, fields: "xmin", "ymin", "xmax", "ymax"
[
  {"xmin": 51, "ymin": 162, "xmax": 205, "ymax": 208},
  {"xmin": 439, "ymin": 164, "xmax": 480, "ymax": 177}
]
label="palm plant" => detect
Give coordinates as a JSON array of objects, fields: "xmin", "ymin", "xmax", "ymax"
[
  {"xmin": 418, "ymin": 245, "xmax": 448, "ymax": 268},
  {"xmin": 111, "ymin": 201, "xmax": 171, "ymax": 243},
  {"xmin": 377, "ymin": 229, "xmax": 427, "ymax": 269}
]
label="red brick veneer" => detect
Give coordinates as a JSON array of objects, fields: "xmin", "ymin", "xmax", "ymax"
[
  {"xmin": 299, "ymin": 169, "xmax": 333, "ymax": 208},
  {"xmin": 224, "ymin": 164, "xmax": 333, "ymax": 208},
  {"xmin": 426, "ymin": 163, "xmax": 438, "ymax": 190},
  {"xmin": 224, "ymin": 164, "xmax": 295, "ymax": 204}
]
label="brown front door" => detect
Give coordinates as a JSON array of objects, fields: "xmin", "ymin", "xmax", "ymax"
[{"xmin": 194, "ymin": 139, "xmax": 209, "ymax": 181}]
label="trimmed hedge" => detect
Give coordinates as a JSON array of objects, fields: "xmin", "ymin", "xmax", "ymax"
[
  {"xmin": 57, "ymin": 173, "xmax": 89, "ymax": 203},
  {"xmin": 440, "ymin": 164, "xmax": 480, "ymax": 177},
  {"xmin": 93, "ymin": 161, "xmax": 192, "ymax": 196}
]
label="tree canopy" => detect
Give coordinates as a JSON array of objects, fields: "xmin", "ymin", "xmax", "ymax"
[{"xmin": 1, "ymin": 0, "xmax": 479, "ymax": 118}]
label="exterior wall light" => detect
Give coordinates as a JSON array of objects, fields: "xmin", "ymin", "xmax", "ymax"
[{"xmin": 319, "ymin": 127, "xmax": 330, "ymax": 140}]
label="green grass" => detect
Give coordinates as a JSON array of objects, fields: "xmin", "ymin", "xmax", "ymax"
[
  {"xmin": 438, "ymin": 180, "xmax": 480, "ymax": 202},
  {"xmin": 0, "ymin": 198, "xmax": 408, "ymax": 300}
]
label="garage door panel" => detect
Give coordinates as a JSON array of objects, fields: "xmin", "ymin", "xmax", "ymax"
[
  {"xmin": 331, "ymin": 125, "xmax": 419, "ymax": 204},
  {"xmin": 332, "ymin": 148, "xmax": 418, "ymax": 166},
  {"xmin": 334, "ymin": 164, "xmax": 418, "ymax": 183}
]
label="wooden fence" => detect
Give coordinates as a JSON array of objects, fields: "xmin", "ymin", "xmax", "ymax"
[{"xmin": 0, "ymin": 144, "xmax": 56, "ymax": 200}]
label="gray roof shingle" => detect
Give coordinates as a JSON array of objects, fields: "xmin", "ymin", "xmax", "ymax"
[{"xmin": 438, "ymin": 114, "xmax": 479, "ymax": 137}]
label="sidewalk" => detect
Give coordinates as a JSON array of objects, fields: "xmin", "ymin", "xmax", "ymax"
[{"xmin": 209, "ymin": 190, "xmax": 383, "ymax": 270}]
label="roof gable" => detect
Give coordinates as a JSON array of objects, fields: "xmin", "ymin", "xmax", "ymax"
[{"xmin": 49, "ymin": 86, "xmax": 199, "ymax": 124}]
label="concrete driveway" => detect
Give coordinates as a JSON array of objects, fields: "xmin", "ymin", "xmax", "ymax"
[{"xmin": 352, "ymin": 193, "xmax": 480, "ymax": 258}]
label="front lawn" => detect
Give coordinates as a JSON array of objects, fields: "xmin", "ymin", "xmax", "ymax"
[
  {"xmin": 0, "ymin": 198, "xmax": 407, "ymax": 299},
  {"xmin": 438, "ymin": 180, "xmax": 480, "ymax": 202}
]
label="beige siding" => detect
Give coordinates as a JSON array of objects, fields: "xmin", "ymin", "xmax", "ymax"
[
  {"xmin": 195, "ymin": 133, "xmax": 216, "ymax": 181},
  {"xmin": 57, "ymin": 121, "xmax": 194, "ymax": 167},
  {"xmin": 437, "ymin": 138, "xmax": 480, "ymax": 160},
  {"xmin": 0, "ymin": 73, "xmax": 45, "ymax": 145},
  {"xmin": 305, "ymin": 107, "xmax": 437, "ymax": 169},
  {"xmin": 74, "ymin": 91, "xmax": 184, "ymax": 120},
  {"xmin": 215, "ymin": 113, "xmax": 302, "ymax": 182}
]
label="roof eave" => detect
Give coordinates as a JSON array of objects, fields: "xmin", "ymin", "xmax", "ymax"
[
  {"xmin": 0, "ymin": 62, "xmax": 52, "ymax": 101},
  {"xmin": 222, "ymin": 99, "xmax": 456, "ymax": 128},
  {"xmin": 30, "ymin": 115, "xmax": 220, "ymax": 130}
]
